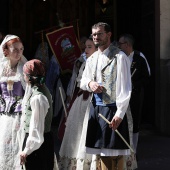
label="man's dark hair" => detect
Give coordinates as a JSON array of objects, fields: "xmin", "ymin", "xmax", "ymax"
[
  {"xmin": 119, "ymin": 34, "xmax": 135, "ymax": 47},
  {"xmin": 92, "ymin": 22, "xmax": 111, "ymax": 33}
]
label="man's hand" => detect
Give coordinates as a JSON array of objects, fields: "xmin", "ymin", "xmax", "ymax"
[
  {"xmin": 88, "ymin": 81, "xmax": 103, "ymax": 93},
  {"xmin": 20, "ymin": 152, "xmax": 27, "ymax": 165},
  {"xmin": 110, "ymin": 116, "xmax": 122, "ymax": 130}
]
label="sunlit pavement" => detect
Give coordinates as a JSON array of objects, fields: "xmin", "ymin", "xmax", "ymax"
[{"xmin": 52, "ymin": 123, "xmax": 170, "ymax": 170}]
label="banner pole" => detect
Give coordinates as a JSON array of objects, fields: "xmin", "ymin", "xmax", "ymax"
[{"xmin": 76, "ymin": 19, "xmax": 80, "ymax": 42}]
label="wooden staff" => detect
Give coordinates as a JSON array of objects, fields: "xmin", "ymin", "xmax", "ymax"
[
  {"xmin": 98, "ymin": 113, "xmax": 134, "ymax": 153},
  {"xmin": 131, "ymin": 68, "xmax": 137, "ymax": 77},
  {"xmin": 59, "ymin": 86, "xmax": 68, "ymax": 118},
  {"xmin": 23, "ymin": 165, "xmax": 26, "ymax": 170},
  {"xmin": 34, "ymin": 20, "xmax": 78, "ymax": 35},
  {"xmin": 76, "ymin": 19, "xmax": 80, "ymax": 42},
  {"xmin": 41, "ymin": 31, "xmax": 46, "ymax": 64}
]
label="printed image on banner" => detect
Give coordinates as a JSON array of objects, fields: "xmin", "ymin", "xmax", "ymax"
[{"xmin": 46, "ymin": 26, "xmax": 81, "ymax": 72}]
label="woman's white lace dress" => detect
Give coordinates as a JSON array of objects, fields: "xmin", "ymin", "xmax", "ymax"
[
  {"xmin": 0, "ymin": 59, "xmax": 26, "ymax": 170},
  {"xmin": 58, "ymin": 62, "xmax": 100, "ymax": 170}
]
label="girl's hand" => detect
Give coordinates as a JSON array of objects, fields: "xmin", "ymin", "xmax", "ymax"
[{"xmin": 20, "ymin": 152, "xmax": 27, "ymax": 165}]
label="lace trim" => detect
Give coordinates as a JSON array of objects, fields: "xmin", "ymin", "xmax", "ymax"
[
  {"xmin": 0, "ymin": 74, "xmax": 22, "ymax": 83},
  {"xmin": 0, "ymin": 111, "xmax": 22, "ymax": 115}
]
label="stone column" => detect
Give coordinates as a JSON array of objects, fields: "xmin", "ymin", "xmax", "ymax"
[{"xmin": 158, "ymin": 0, "xmax": 170, "ymax": 134}]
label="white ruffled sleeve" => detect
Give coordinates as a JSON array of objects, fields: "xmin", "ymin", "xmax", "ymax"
[
  {"xmin": 115, "ymin": 51, "xmax": 132, "ymax": 119},
  {"xmin": 80, "ymin": 58, "xmax": 93, "ymax": 92},
  {"xmin": 23, "ymin": 94, "xmax": 49, "ymax": 155}
]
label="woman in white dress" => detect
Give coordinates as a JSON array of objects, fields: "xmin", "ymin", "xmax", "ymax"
[
  {"xmin": 58, "ymin": 37, "xmax": 99, "ymax": 170},
  {"xmin": 0, "ymin": 35, "xmax": 27, "ymax": 169}
]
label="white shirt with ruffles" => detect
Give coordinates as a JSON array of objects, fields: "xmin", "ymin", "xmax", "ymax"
[{"xmin": 21, "ymin": 85, "xmax": 50, "ymax": 156}]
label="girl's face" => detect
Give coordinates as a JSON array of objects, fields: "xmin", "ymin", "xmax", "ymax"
[
  {"xmin": 85, "ymin": 39, "xmax": 96, "ymax": 58},
  {"xmin": 7, "ymin": 41, "xmax": 24, "ymax": 61}
]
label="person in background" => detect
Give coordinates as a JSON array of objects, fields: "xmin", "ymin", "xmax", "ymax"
[
  {"xmin": 80, "ymin": 22, "xmax": 132, "ymax": 170},
  {"xmin": 19, "ymin": 59, "xmax": 55, "ymax": 170},
  {"xmin": 59, "ymin": 37, "xmax": 98, "ymax": 170},
  {"xmin": 0, "ymin": 29, "xmax": 6, "ymax": 44},
  {"xmin": 118, "ymin": 34, "xmax": 150, "ymax": 154},
  {"xmin": 79, "ymin": 36, "xmax": 88, "ymax": 53},
  {"xmin": 0, "ymin": 35, "xmax": 27, "ymax": 169},
  {"xmin": 57, "ymin": 36, "xmax": 88, "ymax": 143},
  {"xmin": 66, "ymin": 36, "xmax": 88, "ymax": 106}
]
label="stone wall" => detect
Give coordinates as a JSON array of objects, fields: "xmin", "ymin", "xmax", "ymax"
[{"xmin": 158, "ymin": 0, "xmax": 170, "ymax": 134}]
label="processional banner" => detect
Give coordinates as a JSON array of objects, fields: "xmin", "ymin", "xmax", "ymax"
[{"xmin": 46, "ymin": 26, "xmax": 81, "ymax": 72}]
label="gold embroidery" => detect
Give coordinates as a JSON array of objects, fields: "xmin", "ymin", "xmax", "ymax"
[{"xmin": 7, "ymin": 80, "xmax": 14, "ymax": 91}]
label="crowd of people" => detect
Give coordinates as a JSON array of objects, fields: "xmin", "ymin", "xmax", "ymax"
[{"xmin": 0, "ymin": 21, "xmax": 150, "ymax": 170}]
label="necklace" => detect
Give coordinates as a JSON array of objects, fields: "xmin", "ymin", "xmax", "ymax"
[
  {"xmin": 7, "ymin": 80, "xmax": 14, "ymax": 91},
  {"xmin": 2, "ymin": 61, "xmax": 18, "ymax": 91}
]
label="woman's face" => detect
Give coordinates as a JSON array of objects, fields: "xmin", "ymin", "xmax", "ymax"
[
  {"xmin": 7, "ymin": 41, "xmax": 24, "ymax": 61},
  {"xmin": 85, "ymin": 39, "xmax": 96, "ymax": 58}
]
